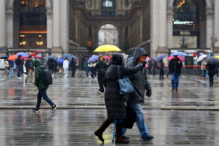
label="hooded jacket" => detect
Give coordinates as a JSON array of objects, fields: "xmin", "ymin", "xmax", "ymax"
[
  {"xmin": 95, "ymin": 56, "xmax": 107, "ymax": 75},
  {"xmin": 104, "ymin": 53, "xmax": 143, "ymax": 119},
  {"xmin": 206, "ymin": 63, "xmax": 217, "ymax": 74},
  {"xmin": 169, "ymin": 58, "xmax": 183, "ymax": 75},
  {"xmin": 125, "ymin": 47, "xmax": 151, "ymax": 104},
  {"xmin": 34, "ymin": 60, "xmax": 49, "ymax": 89}
]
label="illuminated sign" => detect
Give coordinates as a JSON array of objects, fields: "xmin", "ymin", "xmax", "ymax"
[{"xmin": 174, "ymin": 21, "xmax": 193, "ymax": 25}]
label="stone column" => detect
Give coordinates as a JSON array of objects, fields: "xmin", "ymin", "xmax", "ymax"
[
  {"xmin": 167, "ymin": 8, "xmax": 173, "ymax": 49},
  {"xmin": 6, "ymin": 9, "xmax": 13, "ymax": 49},
  {"xmin": 0, "ymin": 0, "xmax": 6, "ymax": 50},
  {"xmin": 52, "ymin": 0, "xmax": 63, "ymax": 55},
  {"xmin": 46, "ymin": 0, "xmax": 53, "ymax": 49},
  {"xmin": 206, "ymin": 9, "xmax": 214, "ymax": 50},
  {"xmin": 214, "ymin": 0, "xmax": 219, "ymax": 55},
  {"xmin": 60, "ymin": 0, "xmax": 69, "ymax": 54}
]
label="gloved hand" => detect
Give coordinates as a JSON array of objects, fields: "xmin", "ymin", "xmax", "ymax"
[
  {"xmin": 146, "ymin": 90, "xmax": 152, "ymax": 97},
  {"xmin": 142, "ymin": 61, "xmax": 147, "ymax": 68}
]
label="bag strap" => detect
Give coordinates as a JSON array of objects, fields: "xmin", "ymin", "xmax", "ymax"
[{"xmin": 117, "ymin": 65, "xmax": 121, "ymax": 79}]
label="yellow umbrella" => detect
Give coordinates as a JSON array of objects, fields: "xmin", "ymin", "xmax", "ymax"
[
  {"xmin": 94, "ymin": 45, "xmax": 121, "ymax": 52},
  {"xmin": 215, "ymin": 56, "xmax": 219, "ymax": 59}
]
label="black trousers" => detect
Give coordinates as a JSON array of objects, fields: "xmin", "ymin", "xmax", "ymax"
[
  {"xmin": 148, "ymin": 67, "xmax": 152, "ymax": 75},
  {"xmin": 98, "ymin": 74, "xmax": 105, "ymax": 92},
  {"xmin": 208, "ymin": 74, "xmax": 214, "ymax": 86},
  {"xmin": 72, "ymin": 67, "xmax": 76, "ymax": 77},
  {"xmin": 160, "ymin": 69, "xmax": 164, "ymax": 79},
  {"xmin": 153, "ymin": 68, "xmax": 156, "ymax": 75}
]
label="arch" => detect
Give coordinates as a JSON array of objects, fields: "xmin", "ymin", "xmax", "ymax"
[{"xmin": 168, "ymin": 0, "xmax": 212, "ymax": 8}]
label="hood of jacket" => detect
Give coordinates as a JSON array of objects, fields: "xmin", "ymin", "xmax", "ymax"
[
  {"xmin": 112, "ymin": 53, "xmax": 123, "ymax": 65},
  {"xmin": 133, "ymin": 47, "xmax": 147, "ymax": 63},
  {"xmin": 33, "ymin": 59, "xmax": 42, "ymax": 67}
]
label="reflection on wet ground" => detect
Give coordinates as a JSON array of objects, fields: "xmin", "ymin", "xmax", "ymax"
[
  {"xmin": 0, "ymin": 71, "xmax": 219, "ymax": 109},
  {"xmin": 1, "ymin": 109, "xmax": 219, "ymax": 146}
]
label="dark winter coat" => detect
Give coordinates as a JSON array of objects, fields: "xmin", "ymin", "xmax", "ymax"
[
  {"xmin": 47, "ymin": 59, "xmax": 54, "ymax": 67},
  {"xmin": 104, "ymin": 53, "xmax": 143, "ymax": 119},
  {"xmin": 53, "ymin": 60, "xmax": 58, "ymax": 72},
  {"xmin": 70, "ymin": 59, "xmax": 76, "ymax": 69},
  {"xmin": 169, "ymin": 58, "xmax": 183, "ymax": 75},
  {"xmin": 15, "ymin": 57, "xmax": 22, "ymax": 66},
  {"xmin": 95, "ymin": 58, "xmax": 107, "ymax": 75},
  {"xmin": 206, "ymin": 63, "xmax": 217, "ymax": 75},
  {"xmin": 25, "ymin": 60, "xmax": 34, "ymax": 73},
  {"xmin": 125, "ymin": 47, "xmax": 151, "ymax": 104}
]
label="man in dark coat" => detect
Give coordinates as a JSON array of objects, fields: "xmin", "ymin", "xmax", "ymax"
[
  {"xmin": 122, "ymin": 47, "xmax": 154, "ymax": 141},
  {"xmin": 95, "ymin": 56, "xmax": 107, "ymax": 94},
  {"xmin": 16, "ymin": 55, "xmax": 23, "ymax": 79},
  {"xmin": 169, "ymin": 55, "xmax": 183, "ymax": 92},
  {"xmin": 53, "ymin": 59, "xmax": 58, "ymax": 74},
  {"xmin": 47, "ymin": 58, "xmax": 54, "ymax": 74},
  {"xmin": 94, "ymin": 53, "xmax": 144, "ymax": 144},
  {"xmin": 70, "ymin": 58, "xmax": 77, "ymax": 78},
  {"xmin": 206, "ymin": 63, "xmax": 217, "ymax": 87}
]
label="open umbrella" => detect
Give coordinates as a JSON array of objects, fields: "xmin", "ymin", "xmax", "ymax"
[
  {"xmin": 207, "ymin": 56, "xmax": 219, "ymax": 65},
  {"xmin": 168, "ymin": 56, "xmax": 184, "ymax": 61},
  {"xmin": 157, "ymin": 55, "xmax": 167, "ymax": 62},
  {"xmin": 21, "ymin": 56, "xmax": 29, "ymax": 60},
  {"xmin": 8, "ymin": 55, "xmax": 18, "ymax": 61},
  {"xmin": 103, "ymin": 55, "xmax": 112, "ymax": 61},
  {"xmin": 151, "ymin": 57, "xmax": 158, "ymax": 63},
  {"xmin": 170, "ymin": 52, "xmax": 187, "ymax": 57},
  {"xmin": 35, "ymin": 56, "xmax": 42, "ymax": 59},
  {"xmin": 16, "ymin": 52, "xmax": 28, "ymax": 57},
  {"xmin": 57, "ymin": 58, "xmax": 64, "ymax": 64},
  {"xmin": 197, "ymin": 54, "xmax": 207, "ymax": 62},
  {"xmin": 88, "ymin": 55, "xmax": 99, "ymax": 63},
  {"xmin": 48, "ymin": 55, "xmax": 57, "ymax": 60},
  {"xmin": 1, "ymin": 55, "xmax": 8, "ymax": 59},
  {"xmin": 94, "ymin": 45, "xmax": 121, "ymax": 52},
  {"xmin": 62, "ymin": 54, "xmax": 72, "ymax": 59}
]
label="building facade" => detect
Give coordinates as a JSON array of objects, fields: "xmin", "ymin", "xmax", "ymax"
[{"xmin": 0, "ymin": 0, "xmax": 218, "ymax": 59}]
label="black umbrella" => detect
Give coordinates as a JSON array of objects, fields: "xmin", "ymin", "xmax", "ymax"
[{"xmin": 207, "ymin": 56, "xmax": 219, "ymax": 65}]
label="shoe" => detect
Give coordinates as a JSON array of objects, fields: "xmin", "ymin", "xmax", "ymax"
[
  {"xmin": 18, "ymin": 77, "xmax": 22, "ymax": 79},
  {"xmin": 175, "ymin": 89, "xmax": 178, "ymax": 92},
  {"xmin": 94, "ymin": 119, "xmax": 112, "ymax": 143},
  {"xmin": 98, "ymin": 91, "xmax": 101, "ymax": 94},
  {"xmin": 52, "ymin": 105, "xmax": 58, "ymax": 113},
  {"xmin": 32, "ymin": 108, "xmax": 39, "ymax": 112},
  {"xmin": 122, "ymin": 135, "xmax": 129, "ymax": 140},
  {"xmin": 16, "ymin": 76, "xmax": 19, "ymax": 79},
  {"xmin": 29, "ymin": 82, "xmax": 33, "ymax": 84},
  {"xmin": 171, "ymin": 88, "xmax": 174, "ymax": 92},
  {"xmin": 115, "ymin": 123, "xmax": 129, "ymax": 144},
  {"xmin": 141, "ymin": 135, "xmax": 154, "ymax": 141}
]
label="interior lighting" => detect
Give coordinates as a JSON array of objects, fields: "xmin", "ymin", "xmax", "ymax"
[
  {"xmin": 20, "ymin": 35, "xmax": 25, "ymax": 37},
  {"xmin": 20, "ymin": 41, "xmax": 26, "ymax": 45},
  {"xmin": 38, "ymin": 35, "xmax": 42, "ymax": 37},
  {"xmin": 36, "ymin": 41, "xmax": 44, "ymax": 45}
]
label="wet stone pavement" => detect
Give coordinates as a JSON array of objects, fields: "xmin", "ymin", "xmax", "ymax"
[{"xmin": 0, "ymin": 71, "xmax": 219, "ymax": 145}]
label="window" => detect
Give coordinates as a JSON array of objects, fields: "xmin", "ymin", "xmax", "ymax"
[{"xmin": 103, "ymin": 0, "xmax": 113, "ymax": 7}]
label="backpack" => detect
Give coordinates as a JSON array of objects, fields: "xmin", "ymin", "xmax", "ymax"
[{"xmin": 40, "ymin": 67, "xmax": 52, "ymax": 85}]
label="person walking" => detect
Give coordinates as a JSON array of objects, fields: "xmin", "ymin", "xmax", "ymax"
[
  {"xmin": 159, "ymin": 60, "xmax": 165, "ymax": 79},
  {"xmin": 201, "ymin": 58, "xmax": 207, "ymax": 79},
  {"xmin": 83, "ymin": 57, "xmax": 89, "ymax": 78},
  {"xmin": 169, "ymin": 55, "xmax": 183, "ymax": 92},
  {"xmin": 94, "ymin": 53, "xmax": 144, "ymax": 144},
  {"xmin": 95, "ymin": 56, "xmax": 107, "ymax": 94},
  {"xmin": 53, "ymin": 59, "xmax": 58, "ymax": 74},
  {"xmin": 25, "ymin": 56, "xmax": 34, "ymax": 84},
  {"xmin": 206, "ymin": 63, "xmax": 217, "ymax": 87},
  {"xmin": 15, "ymin": 55, "xmax": 23, "ymax": 79},
  {"xmin": 9, "ymin": 60, "xmax": 14, "ymax": 79},
  {"xmin": 148, "ymin": 58, "xmax": 152, "ymax": 77},
  {"xmin": 122, "ymin": 47, "xmax": 154, "ymax": 141},
  {"xmin": 47, "ymin": 58, "xmax": 54, "ymax": 74},
  {"xmin": 32, "ymin": 60, "xmax": 57, "ymax": 113},
  {"xmin": 63, "ymin": 58, "xmax": 69, "ymax": 77},
  {"xmin": 152, "ymin": 60, "xmax": 157, "ymax": 75},
  {"xmin": 58, "ymin": 62, "xmax": 63, "ymax": 75},
  {"xmin": 70, "ymin": 58, "xmax": 77, "ymax": 78}
]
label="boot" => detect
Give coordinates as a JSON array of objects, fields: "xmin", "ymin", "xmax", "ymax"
[
  {"xmin": 115, "ymin": 122, "xmax": 129, "ymax": 144},
  {"xmin": 94, "ymin": 119, "xmax": 112, "ymax": 143}
]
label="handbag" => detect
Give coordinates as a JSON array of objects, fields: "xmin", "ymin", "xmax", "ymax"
[{"xmin": 117, "ymin": 66, "xmax": 135, "ymax": 94}]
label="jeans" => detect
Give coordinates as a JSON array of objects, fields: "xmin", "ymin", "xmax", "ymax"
[
  {"xmin": 36, "ymin": 89, "xmax": 55, "ymax": 109},
  {"xmin": 159, "ymin": 69, "xmax": 164, "ymax": 79},
  {"xmin": 9, "ymin": 67, "xmax": 13, "ymax": 78},
  {"xmin": 64, "ymin": 68, "xmax": 68, "ymax": 76},
  {"xmin": 17, "ymin": 65, "xmax": 22, "ymax": 77},
  {"xmin": 72, "ymin": 68, "xmax": 76, "ymax": 77},
  {"xmin": 85, "ymin": 67, "xmax": 89, "ymax": 77},
  {"xmin": 171, "ymin": 72, "xmax": 180, "ymax": 89},
  {"xmin": 148, "ymin": 67, "xmax": 152, "ymax": 75},
  {"xmin": 203, "ymin": 70, "xmax": 206, "ymax": 77},
  {"xmin": 98, "ymin": 74, "xmax": 105, "ymax": 92},
  {"xmin": 122, "ymin": 103, "xmax": 150, "ymax": 139}
]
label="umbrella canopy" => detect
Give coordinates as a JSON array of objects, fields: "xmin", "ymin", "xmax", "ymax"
[
  {"xmin": 170, "ymin": 52, "xmax": 187, "ymax": 57},
  {"xmin": 168, "ymin": 56, "xmax": 184, "ymax": 61},
  {"xmin": 103, "ymin": 55, "xmax": 112, "ymax": 61},
  {"xmin": 57, "ymin": 58, "xmax": 64, "ymax": 64},
  {"xmin": 145, "ymin": 57, "xmax": 150, "ymax": 62},
  {"xmin": 48, "ymin": 55, "xmax": 57, "ymax": 60},
  {"xmin": 62, "ymin": 54, "xmax": 72, "ymax": 59},
  {"xmin": 88, "ymin": 55, "xmax": 99, "ymax": 63},
  {"xmin": 94, "ymin": 45, "xmax": 121, "ymax": 52},
  {"xmin": 1, "ymin": 55, "xmax": 8, "ymax": 59},
  {"xmin": 35, "ymin": 55, "xmax": 42, "ymax": 59},
  {"xmin": 8, "ymin": 55, "xmax": 18, "ymax": 61},
  {"xmin": 215, "ymin": 56, "xmax": 219, "ymax": 59},
  {"xmin": 151, "ymin": 57, "xmax": 158, "ymax": 63},
  {"xmin": 156, "ymin": 55, "xmax": 167, "ymax": 62},
  {"xmin": 197, "ymin": 54, "xmax": 207, "ymax": 62},
  {"xmin": 16, "ymin": 52, "xmax": 28, "ymax": 57},
  {"xmin": 207, "ymin": 56, "xmax": 219, "ymax": 65},
  {"xmin": 21, "ymin": 56, "xmax": 29, "ymax": 60}
]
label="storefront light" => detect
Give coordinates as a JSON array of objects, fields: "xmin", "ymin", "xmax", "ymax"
[
  {"xmin": 20, "ymin": 35, "xmax": 25, "ymax": 37},
  {"xmin": 36, "ymin": 41, "xmax": 43, "ymax": 45},
  {"xmin": 38, "ymin": 35, "xmax": 42, "ymax": 37},
  {"xmin": 20, "ymin": 41, "xmax": 26, "ymax": 45}
]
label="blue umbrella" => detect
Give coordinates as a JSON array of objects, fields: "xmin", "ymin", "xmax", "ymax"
[
  {"xmin": 16, "ymin": 52, "xmax": 28, "ymax": 57},
  {"xmin": 48, "ymin": 55, "xmax": 57, "ymax": 60},
  {"xmin": 156, "ymin": 55, "xmax": 167, "ymax": 62},
  {"xmin": 151, "ymin": 57, "xmax": 158, "ymax": 62},
  {"xmin": 62, "ymin": 54, "xmax": 72, "ymax": 59},
  {"xmin": 88, "ymin": 55, "xmax": 99, "ymax": 63},
  {"xmin": 170, "ymin": 52, "xmax": 187, "ymax": 56},
  {"xmin": 57, "ymin": 58, "xmax": 64, "ymax": 64},
  {"xmin": 1, "ymin": 55, "xmax": 8, "ymax": 58}
]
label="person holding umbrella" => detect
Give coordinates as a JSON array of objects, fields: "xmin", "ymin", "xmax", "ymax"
[
  {"xmin": 169, "ymin": 55, "xmax": 183, "ymax": 92},
  {"xmin": 9, "ymin": 60, "xmax": 14, "ymax": 79},
  {"xmin": 206, "ymin": 57, "xmax": 218, "ymax": 87},
  {"xmin": 15, "ymin": 55, "xmax": 23, "ymax": 79},
  {"xmin": 159, "ymin": 59, "xmax": 165, "ymax": 79},
  {"xmin": 70, "ymin": 58, "xmax": 77, "ymax": 78}
]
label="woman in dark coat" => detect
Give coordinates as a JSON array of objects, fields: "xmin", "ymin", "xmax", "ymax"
[
  {"xmin": 206, "ymin": 63, "xmax": 217, "ymax": 87},
  {"xmin": 94, "ymin": 53, "xmax": 144, "ymax": 144}
]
